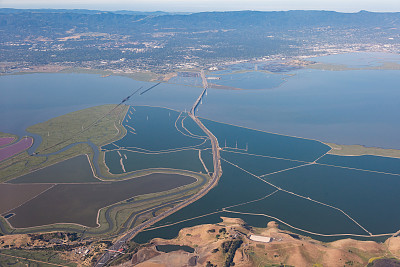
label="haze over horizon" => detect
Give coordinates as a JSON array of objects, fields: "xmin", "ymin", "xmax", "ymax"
[{"xmin": 2, "ymin": 0, "xmax": 400, "ymax": 13}]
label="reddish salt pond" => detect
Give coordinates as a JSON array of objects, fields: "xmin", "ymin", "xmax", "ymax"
[
  {"xmin": 0, "ymin": 137, "xmax": 33, "ymax": 161},
  {"xmin": 0, "ymin": 137, "xmax": 15, "ymax": 147}
]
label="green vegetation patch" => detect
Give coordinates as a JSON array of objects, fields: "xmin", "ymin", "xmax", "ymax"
[
  {"xmin": 0, "ymin": 105, "xmax": 127, "ymax": 183},
  {"xmin": 325, "ymin": 142, "xmax": 400, "ymax": 159},
  {"xmin": 221, "ymin": 239, "xmax": 243, "ymax": 267},
  {"xmin": 27, "ymin": 104, "xmax": 128, "ymax": 153},
  {"xmin": 0, "ymin": 132, "xmax": 18, "ymax": 139}
]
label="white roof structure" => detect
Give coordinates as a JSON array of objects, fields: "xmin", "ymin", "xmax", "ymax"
[{"xmin": 249, "ymin": 235, "xmax": 272, "ymax": 243}]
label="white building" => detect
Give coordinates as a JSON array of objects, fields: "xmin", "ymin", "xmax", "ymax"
[{"xmin": 249, "ymin": 235, "xmax": 272, "ymax": 243}]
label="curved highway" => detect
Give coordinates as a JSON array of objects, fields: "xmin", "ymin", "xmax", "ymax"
[{"xmin": 95, "ymin": 70, "xmax": 222, "ymax": 266}]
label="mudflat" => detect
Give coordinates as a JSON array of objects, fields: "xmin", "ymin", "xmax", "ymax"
[
  {"xmin": 7, "ymin": 173, "xmax": 196, "ymax": 228},
  {"xmin": 0, "ymin": 183, "xmax": 53, "ymax": 214}
]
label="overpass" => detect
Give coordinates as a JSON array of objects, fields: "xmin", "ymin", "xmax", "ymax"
[{"xmin": 191, "ymin": 70, "xmax": 208, "ymax": 116}]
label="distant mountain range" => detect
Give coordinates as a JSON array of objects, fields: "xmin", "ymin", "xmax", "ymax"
[
  {"xmin": 0, "ymin": 9, "xmax": 399, "ymax": 72},
  {"xmin": 0, "ymin": 8, "xmax": 190, "ymax": 15},
  {"xmin": 1, "ymin": 9, "xmax": 399, "ymax": 30}
]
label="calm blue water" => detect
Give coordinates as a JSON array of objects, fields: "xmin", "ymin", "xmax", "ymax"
[
  {"xmin": 197, "ymin": 69, "xmax": 400, "ymax": 149},
  {"xmin": 105, "ymin": 150, "xmax": 205, "ymax": 174},
  {"xmin": 208, "ymin": 71, "xmax": 287, "ymax": 89},
  {"xmin": 134, "ymin": 131, "xmax": 400, "ymax": 242},
  {"xmin": 307, "ymin": 52, "xmax": 400, "ymax": 68},
  {"xmin": 168, "ymin": 76, "xmax": 202, "ymax": 87},
  {"xmin": 133, "ymin": 115, "xmax": 400, "ymax": 242},
  {"xmin": 0, "ymin": 73, "xmax": 202, "ymax": 137},
  {"xmin": 135, "ymin": 146, "xmax": 397, "ymax": 242},
  {"xmin": 222, "ymin": 151, "xmax": 304, "ymax": 176},
  {"xmin": 202, "ymin": 119, "xmax": 330, "ymax": 162},
  {"xmin": 318, "ymin": 154, "xmax": 400, "ymax": 175},
  {"xmin": 169, "ymin": 71, "xmax": 287, "ymax": 89},
  {"xmin": 103, "ymin": 106, "xmax": 207, "ymax": 152},
  {"xmin": 231, "ymin": 190, "xmax": 366, "ymax": 235},
  {"xmin": 134, "ymin": 161, "xmax": 277, "ymax": 243},
  {"xmin": 266, "ymin": 164, "xmax": 400, "ymax": 234},
  {"xmin": 1, "ymin": 53, "xmax": 399, "ymax": 148},
  {"xmin": 2, "ymin": 53, "xmax": 399, "ymax": 241}
]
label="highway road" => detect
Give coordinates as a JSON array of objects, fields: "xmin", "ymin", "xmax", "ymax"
[{"xmin": 95, "ymin": 71, "xmax": 222, "ymax": 266}]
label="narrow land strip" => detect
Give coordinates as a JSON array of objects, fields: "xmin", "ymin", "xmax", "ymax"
[
  {"xmin": 325, "ymin": 142, "xmax": 400, "ymax": 158},
  {"xmin": 220, "ymin": 157, "xmax": 373, "ymax": 236}
]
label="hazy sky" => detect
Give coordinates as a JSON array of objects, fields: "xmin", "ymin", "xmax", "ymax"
[{"xmin": 2, "ymin": 0, "xmax": 400, "ymax": 12}]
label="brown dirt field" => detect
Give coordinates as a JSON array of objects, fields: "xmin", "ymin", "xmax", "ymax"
[
  {"xmin": 387, "ymin": 237, "xmax": 400, "ymax": 258},
  {"xmin": 233, "ymin": 247, "xmax": 252, "ymax": 267},
  {"xmin": 162, "ymin": 73, "xmax": 177, "ymax": 82},
  {"xmin": 0, "ymin": 233, "xmax": 67, "ymax": 249},
  {"xmin": 135, "ymin": 262, "xmax": 166, "ymax": 267},
  {"xmin": 0, "ymin": 234, "xmax": 31, "ymax": 248},
  {"xmin": 128, "ymin": 217, "xmax": 400, "ymax": 267},
  {"xmin": 132, "ymin": 247, "xmax": 161, "ymax": 265},
  {"xmin": 247, "ymin": 223, "xmax": 389, "ymax": 267},
  {"xmin": 219, "ymin": 216, "xmax": 245, "ymax": 225},
  {"xmin": 331, "ymin": 238, "xmax": 383, "ymax": 253},
  {"xmin": 0, "ymin": 183, "xmax": 53, "ymax": 214},
  {"xmin": 19, "ymin": 65, "xmax": 67, "ymax": 73},
  {"xmin": 137, "ymin": 251, "xmax": 193, "ymax": 267}
]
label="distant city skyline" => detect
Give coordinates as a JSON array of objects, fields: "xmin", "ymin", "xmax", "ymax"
[{"xmin": 2, "ymin": 0, "xmax": 400, "ymax": 13}]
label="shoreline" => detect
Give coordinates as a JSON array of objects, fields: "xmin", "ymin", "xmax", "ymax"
[
  {"xmin": 324, "ymin": 142, "xmax": 400, "ymax": 159},
  {"xmin": 124, "ymin": 217, "xmax": 400, "ymax": 267}
]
